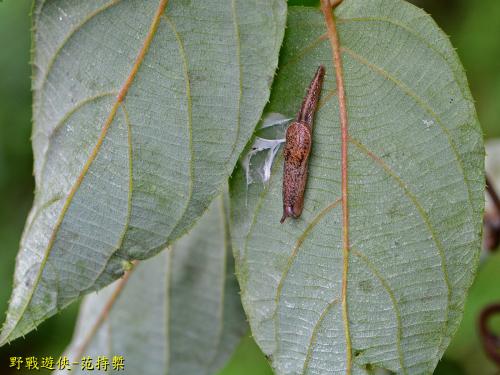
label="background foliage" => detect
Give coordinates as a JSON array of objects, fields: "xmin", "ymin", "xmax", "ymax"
[{"xmin": 0, "ymin": 0, "xmax": 498, "ymax": 374}]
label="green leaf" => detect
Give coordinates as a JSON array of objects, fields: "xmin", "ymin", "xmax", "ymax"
[
  {"xmin": 53, "ymin": 194, "xmax": 246, "ymax": 375},
  {"xmin": 230, "ymin": 1, "xmax": 484, "ymax": 374},
  {"xmin": 0, "ymin": 0, "xmax": 285, "ymax": 345}
]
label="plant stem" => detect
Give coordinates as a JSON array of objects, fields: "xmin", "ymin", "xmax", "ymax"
[
  {"xmin": 73, "ymin": 260, "xmax": 139, "ymax": 358},
  {"xmin": 479, "ymin": 303, "xmax": 500, "ymax": 366}
]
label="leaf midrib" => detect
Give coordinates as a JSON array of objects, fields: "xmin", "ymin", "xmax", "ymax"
[{"xmin": 320, "ymin": 1, "xmax": 352, "ymax": 373}]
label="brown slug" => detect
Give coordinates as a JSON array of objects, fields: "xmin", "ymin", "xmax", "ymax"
[{"xmin": 281, "ymin": 65, "xmax": 325, "ymax": 224}]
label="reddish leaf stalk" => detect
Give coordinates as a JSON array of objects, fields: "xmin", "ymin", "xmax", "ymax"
[
  {"xmin": 74, "ymin": 261, "xmax": 139, "ymax": 359},
  {"xmin": 479, "ymin": 303, "xmax": 500, "ymax": 366}
]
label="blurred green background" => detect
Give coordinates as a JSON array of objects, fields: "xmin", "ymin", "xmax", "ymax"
[{"xmin": 0, "ymin": 0, "xmax": 499, "ymax": 374}]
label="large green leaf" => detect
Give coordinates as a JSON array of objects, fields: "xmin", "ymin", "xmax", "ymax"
[
  {"xmin": 53, "ymin": 194, "xmax": 246, "ymax": 375},
  {"xmin": 0, "ymin": 0, "xmax": 285, "ymax": 344},
  {"xmin": 230, "ymin": 1, "xmax": 484, "ymax": 374}
]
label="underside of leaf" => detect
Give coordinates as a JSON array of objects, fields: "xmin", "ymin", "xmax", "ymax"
[
  {"xmin": 54, "ymin": 195, "xmax": 246, "ymax": 375},
  {"xmin": 230, "ymin": 1, "xmax": 484, "ymax": 374},
  {"xmin": 0, "ymin": 0, "xmax": 286, "ymax": 344}
]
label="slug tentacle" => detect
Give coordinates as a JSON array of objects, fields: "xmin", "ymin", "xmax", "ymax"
[{"xmin": 281, "ymin": 66, "xmax": 325, "ymax": 224}]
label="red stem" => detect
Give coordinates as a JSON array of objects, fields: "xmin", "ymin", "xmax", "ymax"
[{"xmin": 479, "ymin": 303, "xmax": 500, "ymax": 366}]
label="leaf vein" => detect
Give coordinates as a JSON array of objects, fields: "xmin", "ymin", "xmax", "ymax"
[
  {"xmin": 302, "ymin": 298, "xmax": 339, "ymax": 374},
  {"xmin": 83, "ymin": 103, "xmax": 134, "ymax": 291},
  {"xmin": 352, "ymin": 248, "xmax": 406, "ymax": 375},
  {"xmin": 36, "ymin": 92, "xmax": 117, "ymax": 185},
  {"xmin": 274, "ymin": 199, "xmax": 341, "ymax": 365},
  {"xmin": 227, "ymin": 0, "xmax": 243, "ymax": 168},
  {"xmin": 206, "ymin": 197, "xmax": 230, "ymax": 373},
  {"xmin": 161, "ymin": 15, "xmax": 195, "ymax": 241},
  {"xmin": 342, "ymin": 45, "xmax": 474, "ymax": 223},
  {"xmin": 36, "ymin": 0, "xmax": 122, "ymax": 98},
  {"xmin": 350, "ymin": 137, "xmax": 451, "ymax": 362}
]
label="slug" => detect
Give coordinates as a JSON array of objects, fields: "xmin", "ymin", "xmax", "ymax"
[{"xmin": 281, "ymin": 65, "xmax": 325, "ymax": 223}]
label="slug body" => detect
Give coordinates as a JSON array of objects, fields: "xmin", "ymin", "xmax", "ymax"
[{"xmin": 281, "ymin": 65, "xmax": 325, "ymax": 224}]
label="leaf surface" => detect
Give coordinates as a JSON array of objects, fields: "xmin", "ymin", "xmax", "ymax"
[
  {"xmin": 54, "ymin": 194, "xmax": 246, "ymax": 375},
  {"xmin": 0, "ymin": 0, "xmax": 285, "ymax": 344},
  {"xmin": 230, "ymin": 1, "xmax": 484, "ymax": 374}
]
